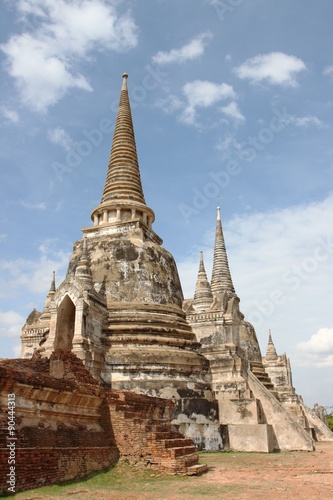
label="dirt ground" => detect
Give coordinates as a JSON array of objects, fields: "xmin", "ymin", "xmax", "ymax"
[
  {"xmin": 198, "ymin": 440, "xmax": 333, "ymax": 500},
  {"xmin": 17, "ymin": 441, "xmax": 333, "ymax": 500}
]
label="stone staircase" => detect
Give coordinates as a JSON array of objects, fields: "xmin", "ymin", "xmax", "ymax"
[{"xmin": 250, "ymin": 361, "xmax": 278, "ymax": 398}]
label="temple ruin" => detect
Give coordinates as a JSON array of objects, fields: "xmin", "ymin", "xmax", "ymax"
[{"xmin": 2, "ymin": 72, "xmax": 333, "ymax": 493}]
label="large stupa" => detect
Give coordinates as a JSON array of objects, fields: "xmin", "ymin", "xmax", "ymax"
[{"xmin": 21, "ymin": 74, "xmax": 332, "ymax": 452}]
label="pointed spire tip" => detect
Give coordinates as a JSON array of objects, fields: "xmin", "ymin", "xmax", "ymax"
[
  {"xmin": 122, "ymin": 73, "xmax": 128, "ymax": 90},
  {"xmin": 211, "ymin": 206, "xmax": 235, "ymax": 295}
]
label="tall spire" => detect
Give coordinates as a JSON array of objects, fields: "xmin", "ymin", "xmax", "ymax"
[
  {"xmin": 211, "ymin": 207, "xmax": 235, "ymax": 295},
  {"xmin": 265, "ymin": 330, "xmax": 278, "ymax": 360},
  {"xmin": 102, "ymin": 73, "xmax": 145, "ymax": 205},
  {"xmin": 91, "ymin": 73, "xmax": 155, "ymax": 229},
  {"xmin": 193, "ymin": 251, "xmax": 213, "ymax": 311}
]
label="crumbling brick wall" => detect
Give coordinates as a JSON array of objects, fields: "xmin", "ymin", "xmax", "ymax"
[
  {"xmin": 0, "ymin": 351, "xmax": 118, "ymax": 494},
  {"xmin": 0, "ymin": 351, "xmax": 204, "ymax": 495}
]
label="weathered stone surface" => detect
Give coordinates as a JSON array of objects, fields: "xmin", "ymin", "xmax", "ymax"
[{"xmin": 227, "ymin": 424, "xmax": 275, "ymax": 453}]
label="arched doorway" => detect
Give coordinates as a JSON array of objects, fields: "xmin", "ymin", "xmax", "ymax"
[{"xmin": 54, "ymin": 295, "xmax": 75, "ymax": 350}]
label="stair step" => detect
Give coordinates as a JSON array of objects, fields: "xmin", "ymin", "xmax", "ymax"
[
  {"xmin": 170, "ymin": 446, "xmax": 197, "ymax": 457},
  {"xmin": 151, "ymin": 431, "xmax": 180, "ymax": 440},
  {"xmin": 163, "ymin": 438, "xmax": 195, "ymax": 448},
  {"xmin": 183, "ymin": 453, "xmax": 200, "ymax": 467},
  {"xmin": 186, "ymin": 464, "xmax": 208, "ymax": 476},
  {"xmin": 153, "ymin": 424, "xmax": 174, "ymax": 432}
]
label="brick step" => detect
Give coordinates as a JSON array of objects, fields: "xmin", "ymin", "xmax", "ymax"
[
  {"xmin": 169, "ymin": 446, "xmax": 197, "ymax": 458},
  {"xmin": 186, "ymin": 464, "xmax": 208, "ymax": 476},
  {"xmin": 181, "ymin": 452, "xmax": 201, "ymax": 468},
  {"xmin": 150, "ymin": 431, "xmax": 181, "ymax": 440},
  {"xmin": 158, "ymin": 452, "xmax": 201, "ymax": 473},
  {"xmin": 163, "ymin": 438, "xmax": 195, "ymax": 448},
  {"xmin": 153, "ymin": 424, "xmax": 177, "ymax": 432}
]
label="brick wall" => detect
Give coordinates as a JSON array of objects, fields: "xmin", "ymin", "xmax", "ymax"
[
  {"xmin": 0, "ymin": 447, "xmax": 118, "ymax": 493},
  {"xmin": 0, "ymin": 351, "xmax": 205, "ymax": 495},
  {"xmin": 0, "ymin": 351, "xmax": 119, "ymax": 495},
  {"xmin": 107, "ymin": 390, "xmax": 202, "ymax": 474}
]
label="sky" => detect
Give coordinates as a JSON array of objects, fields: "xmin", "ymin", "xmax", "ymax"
[{"xmin": 0, "ymin": 0, "xmax": 332, "ymax": 409}]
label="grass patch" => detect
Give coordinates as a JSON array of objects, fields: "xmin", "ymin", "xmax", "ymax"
[
  {"xmin": 14, "ymin": 461, "xmax": 190, "ymax": 498},
  {"xmin": 14, "ymin": 457, "xmax": 241, "ymax": 499}
]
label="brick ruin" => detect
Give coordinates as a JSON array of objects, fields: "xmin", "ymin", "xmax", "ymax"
[
  {"xmin": 2, "ymin": 72, "xmax": 332, "ymax": 493},
  {"xmin": 0, "ymin": 350, "xmax": 206, "ymax": 494}
]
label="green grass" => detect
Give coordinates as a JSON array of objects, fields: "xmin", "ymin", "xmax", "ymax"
[
  {"xmin": 12, "ymin": 446, "xmax": 326, "ymax": 499},
  {"xmin": 13, "ymin": 453, "xmax": 242, "ymax": 499},
  {"xmin": 14, "ymin": 461, "xmax": 188, "ymax": 498}
]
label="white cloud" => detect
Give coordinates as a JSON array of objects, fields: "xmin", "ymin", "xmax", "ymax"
[
  {"xmin": 181, "ymin": 80, "xmax": 236, "ymax": 124},
  {"xmin": 20, "ymin": 200, "xmax": 47, "ymax": 210},
  {"xmin": 48, "ymin": 127, "xmax": 75, "ymax": 151},
  {"xmin": 288, "ymin": 115, "xmax": 324, "ymax": 128},
  {"xmin": 1, "ymin": 0, "xmax": 138, "ymax": 112},
  {"xmin": 220, "ymin": 101, "xmax": 245, "ymax": 124},
  {"xmin": 297, "ymin": 328, "xmax": 333, "ymax": 355},
  {"xmin": 152, "ymin": 32, "xmax": 213, "ymax": 65},
  {"xmin": 214, "ymin": 111, "xmax": 323, "ymax": 161},
  {"xmin": 215, "ymin": 133, "xmax": 244, "ymax": 159},
  {"xmin": 234, "ymin": 52, "xmax": 307, "ymax": 87},
  {"xmin": 0, "ymin": 238, "xmax": 69, "ymax": 296},
  {"xmin": 294, "ymin": 352, "xmax": 333, "ymax": 369},
  {"xmin": 0, "ymin": 311, "xmax": 25, "ymax": 339},
  {"xmin": 0, "ymin": 106, "xmax": 20, "ymax": 123}
]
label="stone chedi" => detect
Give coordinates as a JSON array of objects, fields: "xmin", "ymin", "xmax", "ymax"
[
  {"xmin": 21, "ymin": 74, "xmax": 333, "ymax": 452},
  {"xmin": 21, "ymin": 74, "xmax": 215, "ymax": 444}
]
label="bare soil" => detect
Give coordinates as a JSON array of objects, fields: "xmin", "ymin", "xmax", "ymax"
[{"xmin": 17, "ymin": 441, "xmax": 333, "ymax": 500}]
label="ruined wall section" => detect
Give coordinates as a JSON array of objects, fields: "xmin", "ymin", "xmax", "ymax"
[
  {"xmin": 0, "ymin": 351, "xmax": 206, "ymax": 494},
  {"xmin": 107, "ymin": 390, "xmax": 207, "ymax": 475},
  {"xmin": 0, "ymin": 351, "xmax": 118, "ymax": 494}
]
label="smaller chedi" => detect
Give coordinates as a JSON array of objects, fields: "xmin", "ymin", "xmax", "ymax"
[{"xmin": 21, "ymin": 73, "xmax": 333, "ymax": 452}]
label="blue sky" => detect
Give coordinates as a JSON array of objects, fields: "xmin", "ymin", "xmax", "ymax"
[{"xmin": 0, "ymin": 0, "xmax": 333, "ymax": 408}]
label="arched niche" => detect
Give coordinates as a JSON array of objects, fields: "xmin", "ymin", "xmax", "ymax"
[{"xmin": 54, "ymin": 295, "xmax": 76, "ymax": 350}]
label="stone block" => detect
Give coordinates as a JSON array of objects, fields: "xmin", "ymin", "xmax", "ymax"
[{"xmin": 227, "ymin": 424, "xmax": 275, "ymax": 452}]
